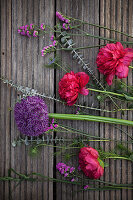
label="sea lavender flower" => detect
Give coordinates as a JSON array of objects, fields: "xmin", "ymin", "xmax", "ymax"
[
  {"xmin": 14, "ymin": 96, "xmax": 49, "ymax": 136},
  {"xmin": 40, "ymin": 23, "xmax": 45, "ymax": 30},
  {"xmin": 33, "ymin": 30, "xmax": 38, "ymax": 37}
]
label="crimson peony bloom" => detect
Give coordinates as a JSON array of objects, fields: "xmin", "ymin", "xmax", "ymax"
[
  {"xmin": 96, "ymin": 42, "xmax": 133, "ymax": 85},
  {"xmin": 79, "ymin": 147, "xmax": 104, "ymax": 179},
  {"xmin": 58, "ymin": 71, "xmax": 89, "ymax": 106}
]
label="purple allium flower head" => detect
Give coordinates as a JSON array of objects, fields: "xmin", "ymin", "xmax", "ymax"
[{"xmin": 14, "ymin": 96, "xmax": 49, "ymax": 136}]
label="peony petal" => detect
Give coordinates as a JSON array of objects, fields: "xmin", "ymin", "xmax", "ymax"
[
  {"xmin": 76, "ymin": 72, "xmax": 89, "ymax": 87},
  {"xmin": 116, "ymin": 64, "xmax": 129, "ymax": 79},
  {"xmin": 116, "ymin": 42, "xmax": 124, "ymax": 51},
  {"xmin": 106, "ymin": 74, "xmax": 114, "ymax": 86},
  {"xmin": 79, "ymin": 87, "xmax": 89, "ymax": 96}
]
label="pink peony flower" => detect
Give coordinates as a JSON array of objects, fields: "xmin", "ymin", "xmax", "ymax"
[
  {"xmin": 96, "ymin": 42, "xmax": 133, "ymax": 85},
  {"xmin": 59, "ymin": 71, "xmax": 89, "ymax": 106},
  {"xmin": 79, "ymin": 147, "xmax": 104, "ymax": 179}
]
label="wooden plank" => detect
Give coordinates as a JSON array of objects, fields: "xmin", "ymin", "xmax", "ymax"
[
  {"xmin": 0, "ymin": 0, "xmax": 12, "ymax": 200},
  {"xmin": 56, "ymin": 1, "xmax": 100, "ymax": 200},
  {"xmin": 1, "ymin": 0, "xmax": 55, "ymax": 199}
]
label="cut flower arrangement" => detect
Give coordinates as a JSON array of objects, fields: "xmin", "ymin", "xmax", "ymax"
[{"xmin": 1, "ymin": 11, "xmax": 133, "ymax": 194}]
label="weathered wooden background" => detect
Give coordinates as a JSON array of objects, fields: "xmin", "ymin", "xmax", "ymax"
[{"xmin": 0, "ymin": 0, "xmax": 133, "ymax": 199}]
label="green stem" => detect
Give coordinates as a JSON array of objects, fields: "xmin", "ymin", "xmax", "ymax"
[
  {"xmin": 129, "ymin": 65, "xmax": 133, "ymax": 69},
  {"xmin": 66, "ymin": 16, "xmax": 133, "ymax": 39},
  {"xmin": 105, "ymin": 156, "xmax": 132, "ymax": 161},
  {"xmin": 87, "ymin": 87, "xmax": 124, "ymax": 97},
  {"xmin": 48, "ymin": 113, "xmax": 133, "ymax": 127},
  {"xmin": 75, "ymin": 28, "xmax": 133, "ymax": 44}
]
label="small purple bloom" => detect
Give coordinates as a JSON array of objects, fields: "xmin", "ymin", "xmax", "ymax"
[
  {"xmin": 33, "ymin": 30, "xmax": 38, "ymax": 37},
  {"xmin": 52, "ymin": 119, "xmax": 54, "ymax": 124},
  {"xmin": 78, "ymin": 166, "xmax": 81, "ymax": 171},
  {"xmin": 64, "ymin": 173, "xmax": 69, "ymax": 177},
  {"xmin": 40, "ymin": 23, "xmax": 45, "ymax": 30},
  {"xmin": 54, "ymin": 124, "xmax": 58, "ymax": 128},
  {"xmin": 30, "ymin": 24, "xmax": 34, "ymax": 30},
  {"xmin": 50, "ymin": 35, "xmax": 54, "ymax": 41},
  {"xmin": 70, "ymin": 167, "xmax": 75, "ymax": 173},
  {"xmin": 71, "ymin": 178, "xmax": 75, "ymax": 182},
  {"xmin": 53, "ymin": 40, "xmax": 57, "ymax": 46},
  {"xmin": 14, "ymin": 96, "xmax": 49, "ymax": 136},
  {"xmin": 20, "ymin": 31, "xmax": 26, "ymax": 36},
  {"xmin": 26, "ymin": 31, "xmax": 31, "ymax": 37},
  {"xmin": 65, "ymin": 166, "xmax": 70, "ymax": 172},
  {"xmin": 65, "ymin": 19, "xmax": 70, "ymax": 23},
  {"xmin": 61, "ymin": 169, "xmax": 65, "ymax": 174},
  {"xmin": 24, "ymin": 25, "xmax": 29, "ymax": 30},
  {"xmin": 20, "ymin": 26, "xmax": 25, "ymax": 29},
  {"xmin": 84, "ymin": 185, "xmax": 89, "ymax": 190},
  {"xmin": 62, "ymin": 23, "xmax": 70, "ymax": 30},
  {"xmin": 17, "ymin": 29, "xmax": 21, "ymax": 34}
]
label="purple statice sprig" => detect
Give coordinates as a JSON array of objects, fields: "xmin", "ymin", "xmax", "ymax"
[
  {"xmin": 41, "ymin": 40, "xmax": 58, "ymax": 56},
  {"xmin": 56, "ymin": 11, "xmax": 70, "ymax": 24},
  {"xmin": 56, "ymin": 162, "xmax": 75, "ymax": 178},
  {"xmin": 18, "ymin": 23, "xmax": 46, "ymax": 37},
  {"xmin": 56, "ymin": 11, "xmax": 71, "ymax": 30}
]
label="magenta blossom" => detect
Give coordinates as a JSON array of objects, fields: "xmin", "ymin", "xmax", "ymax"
[{"xmin": 33, "ymin": 30, "xmax": 38, "ymax": 37}]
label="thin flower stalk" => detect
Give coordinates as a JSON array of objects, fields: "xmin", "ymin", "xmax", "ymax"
[{"xmin": 48, "ymin": 113, "xmax": 133, "ymax": 127}]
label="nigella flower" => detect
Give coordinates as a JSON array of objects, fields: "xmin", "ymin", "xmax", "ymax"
[{"xmin": 14, "ymin": 96, "xmax": 49, "ymax": 136}]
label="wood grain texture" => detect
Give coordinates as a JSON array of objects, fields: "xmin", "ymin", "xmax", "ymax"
[{"xmin": 0, "ymin": 0, "xmax": 133, "ymax": 200}]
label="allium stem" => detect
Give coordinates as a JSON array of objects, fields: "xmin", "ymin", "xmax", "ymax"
[
  {"xmin": 87, "ymin": 88, "xmax": 124, "ymax": 97},
  {"xmin": 48, "ymin": 113, "xmax": 133, "ymax": 127}
]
